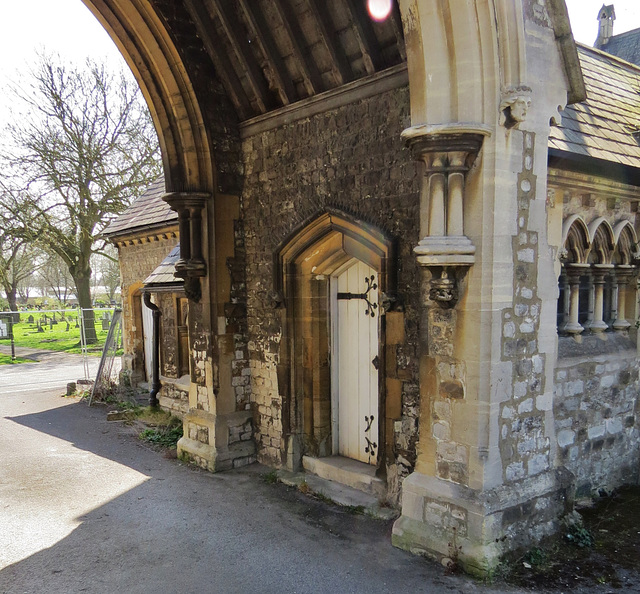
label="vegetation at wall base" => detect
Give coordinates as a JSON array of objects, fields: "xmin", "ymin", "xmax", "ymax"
[{"xmin": 496, "ymin": 486, "xmax": 640, "ymax": 590}]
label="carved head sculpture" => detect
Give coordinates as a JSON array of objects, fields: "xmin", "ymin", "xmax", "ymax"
[{"xmin": 500, "ymin": 86, "xmax": 533, "ymax": 129}]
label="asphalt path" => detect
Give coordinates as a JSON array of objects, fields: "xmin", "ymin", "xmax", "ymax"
[
  {"xmin": 0, "ymin": 356, "xmax": 528, "ymax": 594},
  {"xmin": 0, "ymin": 347, "xmax": 99, "ymax": 395}
]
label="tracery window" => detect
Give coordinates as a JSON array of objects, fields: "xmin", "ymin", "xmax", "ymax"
[{"xmin": 557, "ymin": 217, "xmax": 638, "ymax": 336}]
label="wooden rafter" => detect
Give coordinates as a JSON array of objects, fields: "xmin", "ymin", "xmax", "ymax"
[
  {"xmin": 272, "ymin": 0, "xmax": 324, "ymax": 96},
  {"xmin": 344, "ymin": 0, "xmax": 384, "ymax": 74},
  {"xmin": 238, "ymin": 0, "xmax": 295, "ymax": 106},
  {"xmin": 306, "ymin": 0, "xmax": 353, "ymax": 86},
  {"xmin": 183, "ymin": 0, "xmax": 253, "ymax": 120},
  {"xmin": 210, "ymin": 0, "xmax": 271, "ymax": 114},
  {"xmin": 389, "ymin": 2, "xmax": 406, "ymax": 61}
]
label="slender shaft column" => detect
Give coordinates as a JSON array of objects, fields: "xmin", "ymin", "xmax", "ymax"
[
  {"xmin": 178, "ymin": 207, "xmax": 191, "ymax": 262},
  {"xmin": 447, "ymin": 152, "xmax": 466, "ymax": 237},
  {"xmin": 189, "ymin": 205, "xmax": 204, "ymax": 266},
  {"xmin": 402, "ymin": 126, "xmax": 488, "ymax": 267},
  {"xmin": 590, "ymin": 270, "xmax": 608, "ymax": 333},
  {"xmin": 564, "ymin": 267, "xmax": 585, "ymax": 335},
  {"xmin": 428, "ymin": 159, "xmax": 446, "ymax": 237},
  {"xmin": 613, "ymin": 268, "xmax": 633, "ymax": 331},
  {"xmin": 163, "ymin": 191, "xmax": 209, "ymax": 278}
]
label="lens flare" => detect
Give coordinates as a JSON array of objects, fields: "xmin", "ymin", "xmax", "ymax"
[{"xmin": 367, "ymin": 0, "xmax": 392, "ymax": 22}]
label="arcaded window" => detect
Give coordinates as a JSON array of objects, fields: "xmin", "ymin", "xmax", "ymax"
[{"xmin": 557, "ymin": 217, "xmax": 638, "ymax": 336}]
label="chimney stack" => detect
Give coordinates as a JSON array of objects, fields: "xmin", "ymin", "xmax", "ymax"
[{"xmin": 595, "ymin": 4, "xmax": 616, "ymax": 48}]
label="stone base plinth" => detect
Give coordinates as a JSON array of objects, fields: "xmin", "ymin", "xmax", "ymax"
[
  {"xmin": 177, "ymin": 409, "xmax": 256, "ymax": 472},
  {"xmin": 392, "ymin": 468, "xmax": 574, "ymax": 576},
  {"xmin": 177, "ymin": 436, "xmax": 218, "ymax": 471},
  {"xmin": 414, "ymin": 236, "xmax": 476, "ymax": 266}
]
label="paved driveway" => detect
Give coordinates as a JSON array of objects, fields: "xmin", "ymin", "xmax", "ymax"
[
  {"xmin": 0, "ymin": 379, "xmax": 529, "ymax": 594},
  {"xmin": 0, "ymin": 347, "xmax": 98, "ymax": 395}
]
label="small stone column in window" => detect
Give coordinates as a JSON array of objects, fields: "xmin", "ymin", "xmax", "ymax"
[
  {"xmin": 613, "ymin": 266, "xmax": 634, "ymax": 332},
  {"xmin": 590, "ymin": 266, "xmax": 612, "ymax": 333},
  {"xmin": 563, "ymin": 266, "xmax": 586, "ymax": 335}
]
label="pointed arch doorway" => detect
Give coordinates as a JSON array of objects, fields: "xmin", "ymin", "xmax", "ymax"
[{"xmin": 276, "ymin": 210, "xmax": 395, "ymax": 482}]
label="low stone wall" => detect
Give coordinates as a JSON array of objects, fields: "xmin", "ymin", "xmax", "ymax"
[{"xmin": 554, "ymin": 335, "xmax": 640, "ymax": 495}]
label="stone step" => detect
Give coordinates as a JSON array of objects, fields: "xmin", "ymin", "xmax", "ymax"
[
  {"xmin": 302, "ymin": 455, "xmax": 386, "ymax": 499},
  {"xmin": 277, "ymin": 469, "xmax": 398, "ymax": 521}
]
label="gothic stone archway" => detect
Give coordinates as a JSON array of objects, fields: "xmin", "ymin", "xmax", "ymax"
[{"xmin": 276, "ymin": 210, "xmax": 396, "ymax": 476}]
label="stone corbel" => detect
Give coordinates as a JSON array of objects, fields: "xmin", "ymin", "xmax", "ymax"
[
  {"xmin": 163, "ymin": 191, "xmax": 210, "ymax": 302},
  {"xmin": 499, "ymin": 86, "xmax": 532, "ymax": 129},
  {"xmin": 402, "ymin": 123, "xmax": 491, "ymax": 307}
]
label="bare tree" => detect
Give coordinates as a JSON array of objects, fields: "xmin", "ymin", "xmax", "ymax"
[
  {"xmin": 0, "ymin": 235, "xmax": 38, "ymax": 321},
  {"xmin": 1, "ymin": 54, "xmax": 161, "ymax": 342},
  {"xmin": 93, "ymin": 246, "xmax": 121, "ymax": 305},
  {"xmin": 38, "ymin": 252, "xmax": 76, "ymax": 306}
]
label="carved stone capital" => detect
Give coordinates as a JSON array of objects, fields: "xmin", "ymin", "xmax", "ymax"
[{"xmin": 402, "ymin": 125, "xmax": 489, "ymax": 172}]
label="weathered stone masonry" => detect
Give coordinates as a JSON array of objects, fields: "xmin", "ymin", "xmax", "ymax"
[
  {"xmin": 241, "ymin": 85, "xmax": 422, "ymax": 500},
  {"xmin": 500, "ymin": 131, "xmax": 550, "ymax": 487},
  {"xmin": 554, "ymin": 343, "xmax": 640, "ymax": 495}
]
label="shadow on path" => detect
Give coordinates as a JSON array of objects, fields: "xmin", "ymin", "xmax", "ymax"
[{"xmin": 0, "ymin": 398, "xmax": 501, "ymax": 594}]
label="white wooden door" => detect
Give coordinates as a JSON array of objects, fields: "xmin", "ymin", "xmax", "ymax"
[
  {"xmin": 332, "ymin": 259, "xmax": 379, "ymax": 465},
  {"xmin": 141, "ymin": 298, "xmax": 154, "ymax": 382}
]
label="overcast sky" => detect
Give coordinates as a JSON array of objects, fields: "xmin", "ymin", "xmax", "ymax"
[{"xmin": 0, "ymin": 0, "xmax": 638, "ymax": 111}]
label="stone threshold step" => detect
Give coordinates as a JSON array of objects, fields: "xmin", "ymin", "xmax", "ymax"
[
  {"xmin": 302, "ymin": 455, "xmax": 386, "ymax": 499},
  {"xmin": 277, "ymin": 469, "xmax": 398, "ymax": 521}
]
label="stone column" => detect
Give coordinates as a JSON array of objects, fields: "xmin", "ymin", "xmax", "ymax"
[
  {"xmin": 590, "ymin": 266, "xmax": 611, "ymax": 333},
  {"xmin": 446, "ymin": 152, "xmax": 466, "ymax": 237},
  {"xmin": 427, "ymin": 157, "xmax": 446, "ymax": 237},
  {"xmin": 563, "ymin": 266, "xmax": 585, "ymax": 335},
  {"xmin": 613, "ymin": 266, "xmax": 633, "ymax": 332},
  {"xmin": 163, "ymin": 192, "xmax": 209, "ymax": 301},
  {"xmin": 401, "ymin": 124, "xmax": 490, "ymax": 269}
]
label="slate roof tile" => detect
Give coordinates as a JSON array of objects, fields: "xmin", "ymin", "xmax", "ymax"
[
  {"xmin": 103, "ymin": 177, "xmax": 177, "ymax": 237},
  {"xmin": 598, "ymin": 27, "xmax": 640, "ymax": 67},
  {"xmin": 550, "ymin": 44, "xmax": 640, "ymax": 169},
  {"xmin": 144, "ymin": 243, "xmax": 182, "ymax": 287}
]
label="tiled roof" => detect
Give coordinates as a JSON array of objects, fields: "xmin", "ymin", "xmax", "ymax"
[
  {"xmin": 598, "ymin": 27, "xmax": 640, "ymax": 67},
  {"xmin": 549, "ymin": 44, "xmax": 640, "ymax": 169},
  {"xmin": 103, "ymin": 177, "xmax": 177, "ymax": 237},
  {"xmin": 144, "ymin": 243, "xmax": 181, "ymax": 287}
]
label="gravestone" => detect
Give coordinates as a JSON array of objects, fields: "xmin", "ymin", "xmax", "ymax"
[{"xmin": 27, "ymin": 315, "xmax": 34, "ymax": 324}]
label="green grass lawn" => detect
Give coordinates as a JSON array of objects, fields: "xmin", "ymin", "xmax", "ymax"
[
  {"xmin": 0, "ymin": 312, "xmax": 113, "ymax": 356},
  {"xmin": 0, "ymin": 353, "xmax": 33, "ymax": 365}
]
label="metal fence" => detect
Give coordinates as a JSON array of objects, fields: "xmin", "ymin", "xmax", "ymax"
[{"xmin": 0, "ymin": 308, "xmax": 121, "ymax": 384}]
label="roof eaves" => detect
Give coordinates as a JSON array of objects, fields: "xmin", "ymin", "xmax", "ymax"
[{"xmin": 547, "ymin": 0, "xmax": 587, "ymax": 104}]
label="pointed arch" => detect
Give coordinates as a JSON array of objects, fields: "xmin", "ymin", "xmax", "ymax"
[
  {"xmin": 613, "ymin": 220, "xmax": 638, "ymax": 265},
  {"xmin": 276, "ymin": 209, "xmax": 397, "ymax": 299},
  {"xmin": 275, "ymin": 209, "xmax": 397, "ymax": 471},
  {"xmin": 588, "ymin": 217, "xmax": 615, "ymax": 264},
  {"xmin": 82, "ymin": 0, "xmax": 214, "ymax": 193},
  {"xmin": 562, "ymin": 215, "xmax": 590, "ymax": 264},
  {"xmin": 397, "ymin": 0, "xmax": 502, "ymax": 126}
]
